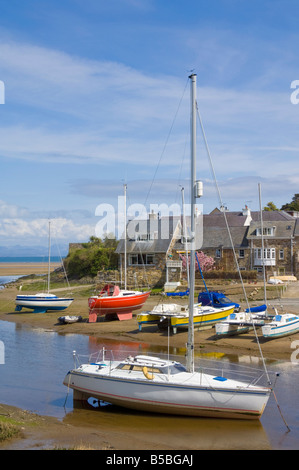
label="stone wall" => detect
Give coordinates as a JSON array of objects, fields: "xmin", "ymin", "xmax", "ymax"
[{"xmin": 96, "ymin": 266, "xmax": 166, "ymax": 289}]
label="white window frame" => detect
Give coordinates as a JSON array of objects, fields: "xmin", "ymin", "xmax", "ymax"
[
  {"xmin": 254, "ymin": 248, "xmax": 275, "ymax": 260},
  {"xmin": 128, "ymin": 253, "xmax": 155, "ymax": 266},
  {"xmin": 256, "ymin": 227, "xmax": 275, "ymax": 236},
  {"xmin": 279, "ymin": 249, "xmax": 284, "ymax": 260}
]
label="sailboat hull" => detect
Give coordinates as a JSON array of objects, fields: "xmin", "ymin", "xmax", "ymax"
[
  {"xmin": 262, "ymin": 314, "xmax": 299, "ymax": 338},
  {"xmin": 15, "ymin": 295, "xmax": 74, "ymax": 313},
  {"xmin": 88, "ymin": 291, "xmax": 150, "ymax": 321},
  {"xmin": 64, "ymin": 362, "xmax": 271, "ymax": 419},
  {"xmin": 170, "ymin": 305, "xmax": 234, "ymax": 334}
]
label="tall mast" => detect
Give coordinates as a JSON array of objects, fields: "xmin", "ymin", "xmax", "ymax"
[
  {"xmin": 181, "ymin": 187, "xmax": 190, "ymax": 289},
  {"xmin": 124, "ymin": 183, "xmax": 127, "ymax": 290},
  {"xmin": 48, "ymin": 220, "xmax": 51, "ymax": 294},
  {"xmin": 258, "ymin": 183, "xmax": 267, "ymax": 305},
  {"xmin": 186, "ymin": 73, "xmax": 197, "ymax": 373}
]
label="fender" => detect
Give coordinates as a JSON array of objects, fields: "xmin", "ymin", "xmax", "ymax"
[{"xmin": 143, "ymin": 366, "xmax": 154, "ymax": 380}]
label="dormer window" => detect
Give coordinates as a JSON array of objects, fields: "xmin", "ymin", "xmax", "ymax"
[
  {"xmin": 135, "ymin": 233, "xmax": 153, "ymax": 241},
  {"xmin": 256, "ymin": 227, "xmax": 275, "ymax": 236}
]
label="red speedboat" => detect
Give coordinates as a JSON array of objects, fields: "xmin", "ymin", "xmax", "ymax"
[{"xmin": 88, "ymin": 284, "xmax": 150, "ymax": 322}]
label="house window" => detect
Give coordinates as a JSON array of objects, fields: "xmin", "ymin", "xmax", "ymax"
[
  {"xmin": 254, "ymin": 248, "xmax": 275, "ymax": 260},
  {"xmin": 128, "ymin": 254, "xmax": 155, "ymax": 265},
  {"xmin": 256, "ymin": 227, "xmax": 275, "ymax": 236},
  {"xmin": 279, "ymin": 249, "xmax": 284, "ymax": 260},
  {"xmin": 215, "ymin": 249, "xmax": 221, "ymax": 258},
  {"xmin": 239, "ymin": 249, "xmax": 245, "ymax": 258},
  {"xmin": 135, "ymin": 233, "xmax": 153, "ymax": 241}
]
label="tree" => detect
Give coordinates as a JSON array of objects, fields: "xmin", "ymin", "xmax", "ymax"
[
  {"xmin": 264, "ymin": 201, "xmax": 278, "ymax": 211},
  {"xmin": 64, "ymin": 236, "xmax": 119, "ymax": 279},
  {"xmin": 281, "ymin": 194, "xmax": 299, "ymax": 212},
  {"xmin": 179, "ymin": 251, "xmax": 215, "ymax": 273}
]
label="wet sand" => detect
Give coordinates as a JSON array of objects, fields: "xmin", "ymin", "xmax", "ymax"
[
  {"xmin": 0, "ymin": 262, "xmax": 61, "ymax": 276},
  {"xmin": 1, "ymin": 282, "xmax": 298, "ymax": 362},
  {"xmin": 1, "ymin": 274, "xmax": 298, "ymax": 450}
]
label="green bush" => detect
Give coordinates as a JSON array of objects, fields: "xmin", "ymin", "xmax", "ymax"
[{"xmin": 64, "ymin": 236, "xmax": 119, "ymax": 279}]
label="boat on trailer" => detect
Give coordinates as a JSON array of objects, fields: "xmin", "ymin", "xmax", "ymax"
[
  {"xmin": 137, "ymin": 302, "xmax": 233, "ymax": 332},
  {"xmin": 88, "ymin": 284, "xmax": 150, "ymax": 322},
  {"xmin": 15, "ymin": 293, "xmax": 74, "ymax": 314},
  {"xmin": 15, "ymin": 221, "xmax": 74, "ymax": 314}
]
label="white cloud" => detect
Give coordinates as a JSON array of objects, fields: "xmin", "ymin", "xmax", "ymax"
[
  {"xmin": 0, "ymin": 217, "xmax": 95, "ymax": 243},
  {"xmin": 0, "ymin": 200, "xmax": 29, "ymax": 218}
]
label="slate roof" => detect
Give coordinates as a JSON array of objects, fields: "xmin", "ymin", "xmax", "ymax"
[
  {"xmin": 115, "ymin": 216, "xmax": 181, "ymax": 254},
  {"xmin": 115, "ymin": 209, "xmax": 297, "ymax": 255},
  {"xmin": 247, "ymin": 211, "xmax": 295, "ymax": 239}
]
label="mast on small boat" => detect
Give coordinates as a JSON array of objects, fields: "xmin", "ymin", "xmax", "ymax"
[
  {"xmin": 124, "ymin": 183, "xmax": 127, "ymax": 290},
  {"xmin": 186, "ymin": 73, "xmax": 197, "ymax": 373},
  {"xmin": 181, "ymin": 187, "xmax": 190, "ymax": 289},
  {"xmin": 258, "ymin": 183, "xmax": 267, "ymax": 306},
  {"xmin": 47, "ymin": 220, "xmax": 51, "ymax": 293}
]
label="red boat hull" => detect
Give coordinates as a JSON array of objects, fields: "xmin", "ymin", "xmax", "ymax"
[{"xmin": 88, "ymin": 286, "xmax": 150, "ymax": 322}]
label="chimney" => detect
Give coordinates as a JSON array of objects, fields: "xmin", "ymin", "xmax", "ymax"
[{"xmin": 242, "ymin": 205, "xmax": 252, "ymax": 226}]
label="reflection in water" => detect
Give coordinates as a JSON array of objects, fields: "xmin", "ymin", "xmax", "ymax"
[
  {"xmin": 63, "ymin": 400, "xmax": 271, "ymax": 450},
  {"xmin": 0, "ymin": 320, "xmax": 298, "ymax": 449}
]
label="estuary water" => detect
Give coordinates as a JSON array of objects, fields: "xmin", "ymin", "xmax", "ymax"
[{"xmin": 0, "ymin": 319, "xmax": 298, "ymax": 450}]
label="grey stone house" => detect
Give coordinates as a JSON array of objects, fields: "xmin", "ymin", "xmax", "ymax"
[{"xmin": 114, "ymin": 207, "xmax": 299, "ymax": 289}]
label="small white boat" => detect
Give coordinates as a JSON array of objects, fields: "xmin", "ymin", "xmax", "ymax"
[
  {"xmin": 216, "ymin": 311, "xmax": 265, "ymax": 336},
  {"xmin": 262, "ymin": 313, "xmax": 299, "ymax": 338},
  {"xmin": 58, "ymin": 315, "xmax": 82, "ymax": 324},
  {"xmin": 63, "ymin": 350, "xmax": 272, "ymax": 419},
  {"xmin": 15, "ymin": 221, "xmax": 74, "ymax": 313},
  {"xmin": 15, "ymin": 293, "xmax": 74, "ymax": 313}
]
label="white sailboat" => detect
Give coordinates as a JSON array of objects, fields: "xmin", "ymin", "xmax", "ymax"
[
  {"xmin": 88, "ymin": 184, "xmax": 150, "ymax": 322},
  {"xmin": 215, "ymin": 311, "xmax": 265, "ymax": 336},
  {"xmin": 15, "ymin": 221, "xmax": 74, "ymax": 313},
  {"xmin": 63, "ymin": 74, "xmax": 272, "ymax": 419},
  {"xmin": 138, "ymin": 302, "xmax": 234, "ymax": 333},
  {"xmin": 262, "ymin": 312, "xmax": 299, "ymax": 338}
]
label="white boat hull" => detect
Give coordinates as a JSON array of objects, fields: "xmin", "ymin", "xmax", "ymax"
[
  {"xmin": 262, "ymin": 314, "xmax": 299, "ymax": 338},
  {"xmin": 15, "ymin": 294, "xmax": 74, "ymax": 313},
  {"xmin": 215, "ymin": 322, "xmax": 250, "ymax": 336},
  {"xmin": 64, "ymin": 356, "xmax": 271, "ymax": 419},
  {"xmin": 216, "ymin": 312, "xmax": 265, "ymax": 336}
]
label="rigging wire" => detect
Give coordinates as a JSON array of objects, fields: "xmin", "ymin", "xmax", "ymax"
[
  {"xmin": 195, "ymin": 103, "xmax": 271, "ymax": 383},
  {"xmin": 196, "ymin": 101, "xmax": 290, "ymax": 432},
  {"xmin": 144, "ymin": 77, "xmax": 189, "ymax": 208}
]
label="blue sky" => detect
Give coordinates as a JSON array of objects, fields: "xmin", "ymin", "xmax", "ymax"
[{"xmin": 1, "ymin": 0, "xmax": 299, "ymax": 255}]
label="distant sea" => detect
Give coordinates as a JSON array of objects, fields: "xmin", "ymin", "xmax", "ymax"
[
  {"xmin": 0, "ymin": 256, "xmax": 63, "ymax": 263},
  {"xmin": 0, "ymin": 275, "xmax": 23, "ymax": 286}
]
